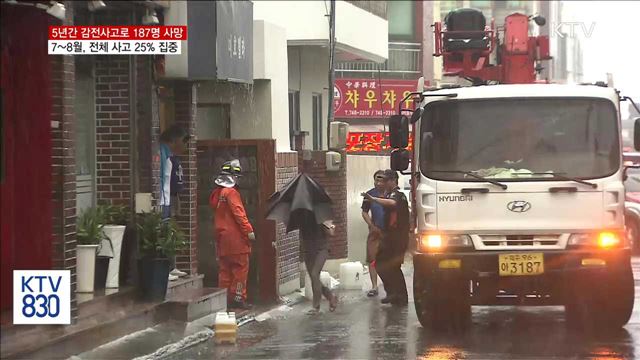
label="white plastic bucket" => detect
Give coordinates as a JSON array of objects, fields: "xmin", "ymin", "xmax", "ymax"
[{"xmin": 340, "ymin": 262, "xmax": 364, "ymax": 290}]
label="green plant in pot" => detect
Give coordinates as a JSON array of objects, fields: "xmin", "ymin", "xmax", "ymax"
[
  {"xmin": 76, "ymin": 208, "xmax": 109, "ymax": 293},
  {"xmin": 98, "ymin": 204, "xmax": 130, "ymax": 289},
  {"xmin": 137, "ymin": 212, "xmax": 186, "ymax": 301}
]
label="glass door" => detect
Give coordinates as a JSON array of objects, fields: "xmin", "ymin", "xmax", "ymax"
[{"xmin": 75, "ymin": 57, "xmax": 96, "ymax": 214}]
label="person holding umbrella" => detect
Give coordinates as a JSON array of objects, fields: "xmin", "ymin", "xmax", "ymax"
[
  {"xmin": 299, "ymin": 211, "xmax": 339, "ymax": 314},
  {"xmin": 209, "ymin": 160, "xmax": 256, "ymax": 310},
  {"xmin": 361, "ymin": 169, "xmax": 409, "ymax": 306},
  {"xmin": 266, "ymin": 173, "xmax": 338, "ymax": 314}
]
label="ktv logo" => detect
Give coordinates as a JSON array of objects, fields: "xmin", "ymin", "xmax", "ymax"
[{"xmin": 13, "ymin": 270, "xmax": 71, "ymax": 324}]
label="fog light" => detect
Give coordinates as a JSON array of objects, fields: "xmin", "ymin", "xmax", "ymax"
[
  {"xmin": 598, "ymin": 232, "xmax": 620, "ymax": 248},
  {"xmin": 581, "ymin": 258, "xmax": 606, "ymax": 267},
  {"xmin": 439, "ymin": 259, "xmax": 461, "ymax": 269}
]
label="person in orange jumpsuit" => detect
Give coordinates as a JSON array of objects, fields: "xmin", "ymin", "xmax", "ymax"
[{"xmin": 209, "ymin": 160, "xmax": 255, "ymax": 310}]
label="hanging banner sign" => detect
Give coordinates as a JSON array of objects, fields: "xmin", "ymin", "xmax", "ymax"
[{"xmin": 334, "ymin": 78, "xmax": 419, "ymax": 118}]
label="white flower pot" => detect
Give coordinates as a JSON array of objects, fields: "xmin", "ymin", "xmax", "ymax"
[
  {"xmin": 77, "ymin": 245, "xmax": 99, "ymax": 293},
  {"xmin": 102, "ymin": 225, "xmax": 126, "ymax": 289}
]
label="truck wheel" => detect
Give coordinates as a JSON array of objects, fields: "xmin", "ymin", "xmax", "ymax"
[
  {"xmin": 601, "ymin": 265, "xmax": 635, "ymax": 328},
  {"xmin": 414, "ymin": 275, "xmax": 471, "ymax": 331},
  {"xmin": 414, "ymin": 275, "xmax": 443, "ymax": 330},
  {"xmin": 565, "ymin": 266, "xmax": 634, "ymax": 330}
]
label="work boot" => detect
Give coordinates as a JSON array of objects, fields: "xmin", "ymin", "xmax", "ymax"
[
  {"xmin": 381, "ymin": 295, "xmax": 394, "ymax": 304},
  {"xmin": 391, "ymin": 296, "xmax": 408, "ymax": 306}
]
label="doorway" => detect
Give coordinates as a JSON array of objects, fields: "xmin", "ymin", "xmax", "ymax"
[
  {"xmin": 75, "ymin": 57, "xmax": 96, "ymax": 214},
  {"xmin": 196, "ymin": 140, "xmax": 277, "ymax": 303}
]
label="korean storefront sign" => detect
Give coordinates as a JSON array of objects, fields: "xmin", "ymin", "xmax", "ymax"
[
  {"xmin": 334, "ymin": 78, "xmax": 419, "ymax": 118},
  {"xmin": 345, "ymin": 132, "xmax": 414, "ymax": 154}
]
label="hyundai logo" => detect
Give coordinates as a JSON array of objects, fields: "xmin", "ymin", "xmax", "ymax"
[{"xmin": 507, "ymin": 201, "xmax": 531, "ymax": 213}]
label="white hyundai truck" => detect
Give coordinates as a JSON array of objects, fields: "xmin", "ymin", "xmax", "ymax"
[{"xmin": 389, "ymin": 83, "xmax": 636, "ymax": 331}]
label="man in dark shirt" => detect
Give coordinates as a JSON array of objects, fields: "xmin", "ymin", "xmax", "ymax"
[
  {"xmin": 362, "ymin": 169, "xmax": 409, "ymax": 305},
  {"xmin": 361, "ymin": 170, "xmax": 386, "ymax": 297}
]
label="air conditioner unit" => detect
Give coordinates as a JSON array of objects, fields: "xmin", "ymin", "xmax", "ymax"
[{"xmin": 329, "ymin": 121, "xmax": 349, "ymax": 150}]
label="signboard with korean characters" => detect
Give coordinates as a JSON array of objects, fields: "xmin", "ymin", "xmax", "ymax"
[
  {"xmin": 334, "ymin": 79, "xmax": 419, "ymax": 118},
  {"xmin": 346, "ymin": 131, "xmax": 414, "ymax": 154}
]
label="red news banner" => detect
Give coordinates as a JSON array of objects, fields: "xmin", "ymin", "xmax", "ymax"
[{"xmin": 48, "ymin": 26, "xmax": 187, "ymax": 55}]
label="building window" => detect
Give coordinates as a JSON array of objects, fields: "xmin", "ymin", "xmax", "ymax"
[
  {"xmin": 470, "ymin": 0, "xmax": 492, "ymax": 9},
  {"xmin": 288, "ymin": 90, "xmax": 300, "ymax": 149},
  {"xmin": 388, "ymin": 1, "xmax": 415, "ymax": 40},
  {"xmin": 440, "ymin": 0, "xmax": 463, "ymax": 14},
  {"xmin": 312, "ymin": 93, "xmax": 322, "ymax": 150},
  {"xmin": 507, "ymin": 1, "xmax": 524, "ymax": 8}
]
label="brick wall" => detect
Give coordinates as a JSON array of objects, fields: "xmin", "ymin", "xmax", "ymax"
[
  {"xmin": 173, "ymin": 82, "xmax": 198, "ymax": 275},
  {"xmin": 95, "ymin": 56, "xmax": 131, "ymax": 206},
  {"xmin": 275, "ymin": 153, "xmax": 300, "ymax": 287},
  {"xmin": 135, "ymin": 56, "xmax": 155, "ymax": 194},
  {"xmin": 298, "ymin": 151, "xmax": 348, "ymax": 259},
  {"xmin": 50, "ymin": 1, "xmax": 77, "ymax": 321}
]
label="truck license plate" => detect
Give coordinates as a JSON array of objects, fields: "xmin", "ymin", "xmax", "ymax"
[{"xmin": 499, "ymin": 253, "xmax": 544, "ymax": 276}]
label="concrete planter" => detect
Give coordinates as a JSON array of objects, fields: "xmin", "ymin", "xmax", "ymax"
[
  {"xmin": 102, "ymin": 225, "xmax": 126, "ymax": 289},
  {"xmin": 77, "ymin": 245, "xmax": 99, "ymax": 293}
]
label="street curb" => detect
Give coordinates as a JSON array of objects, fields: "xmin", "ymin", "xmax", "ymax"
[{"xmin": 129, "ymin": 292, "xmax": 307, "ymax": 360}]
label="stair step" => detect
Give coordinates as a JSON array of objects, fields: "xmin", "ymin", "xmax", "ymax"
[
  {"xmin": 165, "ymin": 288, "xmax": 227, "ymax": 322},
  {"xmin": 2, "ymin": 301, "xmax": 168, "ymax": 360},
  {"xmin": 166, "ymin": 274, "xmax": 204, "ymax": 297}
]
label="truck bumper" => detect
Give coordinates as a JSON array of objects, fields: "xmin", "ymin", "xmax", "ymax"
[{"xmin": 413, "ymin": 249, "xmax": 632, "ymax": 305}]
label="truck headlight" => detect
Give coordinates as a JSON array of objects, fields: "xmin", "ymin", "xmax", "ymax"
[
  {"xmin": 568, "ymin": 232, "xmax": 622, "ymax": 248},
  {"xmin": 418, "ymin": 234, "xmax": 472, "ymax": 252}
]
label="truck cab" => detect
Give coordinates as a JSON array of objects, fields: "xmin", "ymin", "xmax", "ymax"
[{"xmin": 391, "ymin": 84, "xmax": 635, "ymax": 331}]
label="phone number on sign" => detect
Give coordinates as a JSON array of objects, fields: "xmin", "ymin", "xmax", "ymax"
[{"xmin": 48, "ymin": 40, "xmax": 181, "ymax": 55}]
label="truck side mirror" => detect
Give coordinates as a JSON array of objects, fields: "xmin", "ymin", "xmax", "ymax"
[
  {"xmin": 532, "ymin": 15, "xmax": 546, "ymax": 26},
  {"xmin": 389, "ymin": 115, "xmax": 409, "ymax": 149},
  {"xmin": 390, "ymin": 148, "xmax": 410, "ymax": 171},
  {"xmin": 410, "ymin": 107, "xmax": 424, "ymax": 124},
  {"xmin": 635, "ymin": 117, "xmax": 640, "ymax": 151}
]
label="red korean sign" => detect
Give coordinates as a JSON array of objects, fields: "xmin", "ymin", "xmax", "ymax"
[
  {"xmin": 346, "ymin": 132, "xmax": 414, "ymax": 154},
  {"xmin": 334, "ymin": 78, "xmax": 419, "ymax": 118}
]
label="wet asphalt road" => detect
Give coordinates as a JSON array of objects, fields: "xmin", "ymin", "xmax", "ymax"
[{"xmin": 169, "ymin": 258, "xmax": 640, "ymax": 360}]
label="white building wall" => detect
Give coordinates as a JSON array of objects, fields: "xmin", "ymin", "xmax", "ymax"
[
  {"xmin": 195, "ymin": 20, "xmax": 291, "ymax": 152},
  {"xmin": 288, "ymin": 46, "xmax": 330, "ymax": 150},
  {"xmin": 254, "ymin": 20, "xmax": 291, "ymax": 151},
  {"xmin": 253, "ymin": 0, "xmax": 388, "ymax": 62}
]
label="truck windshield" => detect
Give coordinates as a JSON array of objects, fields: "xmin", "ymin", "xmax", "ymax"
[{"xmin": 421, "ymin": 98, "xmax": 619, "ymax": 181}]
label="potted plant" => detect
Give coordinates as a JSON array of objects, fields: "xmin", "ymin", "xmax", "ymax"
[
  {"xmin": 137, "ymin": 212, "xmax": 186, "ymax": 301},
  {"xmin": 76, "ymin": 208, "xmax": 107, "ymax": 293},
  {"xmin": 98, "ymin": 204, "xmax": 130, "ymax": 289}
]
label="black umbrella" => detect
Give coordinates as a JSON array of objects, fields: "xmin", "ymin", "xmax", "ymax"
[{"xmin": 266, "ymin": 173, "xmax": 333, "ymax": 232}]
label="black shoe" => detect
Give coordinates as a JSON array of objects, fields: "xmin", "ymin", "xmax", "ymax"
[
  {"xmin": 367, "ymin": 289, "xmax": 379, "ymax": 297},
  {"xmin": 228, "ymin": 300, "xmax": 253, "ymax": 310},
  {"xmin": 381, "ymin": 296, "xmax": 394, "ymax": 304},
  {"xmin": 391, "ymin": 296, "xmax": 408, "ymax": 306}
]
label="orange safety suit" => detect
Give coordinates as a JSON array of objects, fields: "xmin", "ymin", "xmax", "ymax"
[{"xmin": 210, "ymin": 186, "xmax": 254, "ymax": 303}]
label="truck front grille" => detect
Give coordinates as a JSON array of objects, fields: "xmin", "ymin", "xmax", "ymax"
[{"xmin": 479, "ymin": 234, "xmax": 561, "ymax": 247}]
